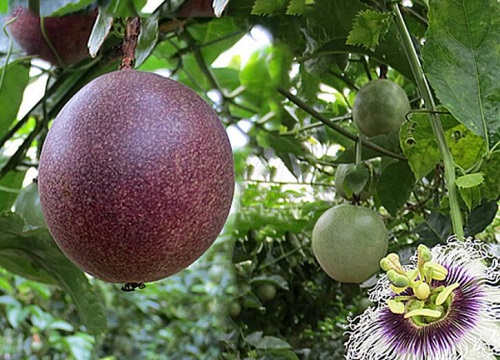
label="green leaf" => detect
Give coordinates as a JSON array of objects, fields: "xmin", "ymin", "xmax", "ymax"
[
  {"xmin": 344, "ymin": 163, "xmax": 370, "ymax": 194},
  {"xmin": 401, "ymin": 111, "xmax": 486, "ymax": 178},
  {"xmin": 13, "ymin": 182, "xmax": 47, "ymax": 228},
  {"xmin": 415, "ymin": 211, "xmax": 452, "ymax": 245},
  {"xmin": 400, "ymin": 115, "xmax": 441, "ymax": 178},
  {"xmin": 458, "ymin": 185, "xmax": 481, "ymax": 211},
  {"xmin": 245, "ymin": 331, "xmax": 292, "ymax": 350},
  {"xmin": 87, "ymin": 8, "xmax": 113, "ymax": 58},
  {"xmin": 304, "ymin": 0, "xmax": 413, "ymax": 79},
  {"xmin": 250, "ymin": 275, "xmax": 289, "ymax": 290},
  {"xmin": 251, "ymin": 0, "xmax": 287, "ymax": 15},
  {"xmin": 0, "ymin": 60, "xmax": 30, "ymax": 139},
  {"xmin": 455, "ymin": 173, "xmax": 484, "ymax": 188},
  {"xmin": 42, "ymin": 0, "xmax": 95, "ymax": 16},
  {"xmin": 0, "ymin": 1, "xmax": 8, "ymax": 13},
  {"xmin": 0, "ymin": 170, "xmax": 25, "ymax": 212},
  {"xmin": 287, "ymin": 0, "xmax": 306, "ymax": 15},
  {"xmin": 446, "ymin": 123, "xmax": 486, "ymax": 171},
  {"xmin": 478, "ymin": 151, "xmax": 500, "ymax": 201},
  {"xmin": 135, "ymin": 14, "xmax": 158, "ymax": 68},
  {"xmin": 189, "ymin": 17, "xmax": 245, "ymax": 65},
  {"xmin": 0, "ymin": 213, "xmax": 106, "ymax": 341},
  {"xmin": 376, "ymin": 160, "xmax": 415, "ymax": 216},
  {"xmin": 423, "ymin": 0, "xmax": 500, "ymax": 145},
  {"xmin": 464, "ymin": 201, "xmax": 498, "ymax": 237},
  {"xmin": 346, "ymin": 10, "xmax": 392, "ymax": 51},
  {"xmin": 101, "ymin": 0, "xmax": 147, "ymax": 17}
]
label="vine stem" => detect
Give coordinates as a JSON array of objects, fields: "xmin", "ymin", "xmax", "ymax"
[
  {"xmin": 119, "ymin": 17, "xmax": 141, "ymax": 70},
  {"xmin": 277, "ymin": 87, "xmax": 406, "ymax": 160},
  {"xmin": 392, "ymin": 3, "xmax": 464, "ymax": 239}
]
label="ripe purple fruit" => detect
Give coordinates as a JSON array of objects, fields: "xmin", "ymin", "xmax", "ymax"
[
  {"xmin": 176, "ymin": 0, "xmax": 216, "ymax": 17},
  {"xmin": 8, "ymin": 7, "xmax": 96, "ymax": 66},
  {"xmin": 38, "ymin": 70, "xmax": 235, "ymax": 283}
]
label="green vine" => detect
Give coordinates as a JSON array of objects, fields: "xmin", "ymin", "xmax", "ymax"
[{"xmin": 391, "ymin": 3, "xmax": 464, "ymax": 239}]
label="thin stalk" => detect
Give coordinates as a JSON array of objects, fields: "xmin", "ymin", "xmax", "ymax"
[
  {"xmin": 278, "ymin": 87, "xmax": 406, "ymax": 160},
  {"xmin": 392, "ymin": 3, "xmax": 464, "ymax": 238},
  {"xmin": 40, "ymin": 17, "xmax": 65, "ymax": 67},
  {"xmin": 355, "ymin": 134, "xmax": 363, "ymax": 165}
]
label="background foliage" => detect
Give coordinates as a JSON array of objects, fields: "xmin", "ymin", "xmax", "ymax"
[{"xmin": 0, "ymin": 0, "xmax": 499, "ymax": 358}]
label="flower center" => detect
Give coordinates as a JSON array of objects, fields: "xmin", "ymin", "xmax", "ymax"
[{"xmin": 381, "ymin": 244, "xmax": 460, "ymax": 326}]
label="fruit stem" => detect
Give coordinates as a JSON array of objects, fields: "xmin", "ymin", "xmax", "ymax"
[
  {"xmin": 119, "ymin": 17, "xmax": 141, "ymax": 70},
  {"xmin": 355, "ymin": 134, "xmax": 363, "ymax": 165},
  {"xmin": 391, "ymin": 3, "xmax": 464, "ymax": 239},
  {"xmin": 39, "ymin": 17, "xmax": 65, "ymax": 67}
]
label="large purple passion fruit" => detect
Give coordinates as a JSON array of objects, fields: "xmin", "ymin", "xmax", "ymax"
[{"xmin": 38, "ymin": 70, "xmax": 235, "ymax": 283}]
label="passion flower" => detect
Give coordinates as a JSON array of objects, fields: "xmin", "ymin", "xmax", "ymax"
[{"xmin": 346, "ymin": 238, "xmax": 500, "ymax": 360}]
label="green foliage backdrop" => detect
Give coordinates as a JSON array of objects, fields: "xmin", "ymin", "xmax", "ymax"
[{"xmin": 0, "ymin": 0, "xmax": 499, "ymax": 358}]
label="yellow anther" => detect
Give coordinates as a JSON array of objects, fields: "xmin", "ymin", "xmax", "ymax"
[
  {"xmin": 390, "ymin": 284, "xmax": 408, "ymax": 294},
  {"xmin": 436, "ymin": 283, "xmax": 460, "ymax": 306},
  {"xmin": 404, "ymin": 308, "xmax": 442, "ymax": 319},
  {"xmin": 423, "ymin": 262, "xmax": 448, "ymax": 281},
  {"xmin": 381, "ymin": 253, "xmax": 405, "ymax": 273},
  {"xmin": 387, "ymin": 299, "xmax": 405, "ymax": 314},
  {"xmin": 417, "ymin": 244, "xmax": 432, "ymax": 262},
  {"xmin": 387, "ymin": 270, "xmax": 410, "ymax": 288}
]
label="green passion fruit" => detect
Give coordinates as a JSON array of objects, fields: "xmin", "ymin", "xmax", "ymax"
[
  {"xmin": 256, "ymin": 283, "xmax": 277, "ymax": 302},
  {"xmin": 352, "ymin": 79, "xmax": 410, "ymax": 138},
  {"xmin": 311, "ymin": 204, "xmax": 388, "ymax": 283}
]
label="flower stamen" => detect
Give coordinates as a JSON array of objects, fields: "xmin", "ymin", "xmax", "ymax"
[{"xmin": 381, "ymin": 244, "xmax": 460, "ymax": 325}]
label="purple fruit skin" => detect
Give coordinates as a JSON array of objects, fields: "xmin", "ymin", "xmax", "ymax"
[
  {"xmin": 176, "ymin": 0, "xmax": 216, "ymax": 17},
  {"xmin": 8, "ymin": 7, "xmax": 96, "ymax": 66},
  {"xmin": 38, "ymin": 70, "xmax": 235, "ymax": 283}
]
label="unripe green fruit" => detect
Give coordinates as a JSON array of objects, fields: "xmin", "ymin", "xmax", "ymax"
[
  {"xmin": 229, "ymin": 301, "xmax": 242, "ymax": 317},
  {"xmin": 312, "ymin": 204, "xmax": 388, "ymax": 283},
  {"xmin": 353, "ymin": 79, "xmax": 410, "ymax": 138},
  {"xmin": 256, "ymin": 283, "xmax": 277, "ymax": 302}
]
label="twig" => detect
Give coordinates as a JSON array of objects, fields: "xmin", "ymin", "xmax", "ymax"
[
  {"xmin": 119, "ymin": 17, "xmax": 141, "ymax": 70},
  {"xmin": 278, "ymin": 87, "xmax": 406, "ymax": 160}
]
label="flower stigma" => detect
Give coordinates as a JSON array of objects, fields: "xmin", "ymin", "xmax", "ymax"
[{"xmin": 380, "ymin": 244, "xmax": 459, "ymax": 326}]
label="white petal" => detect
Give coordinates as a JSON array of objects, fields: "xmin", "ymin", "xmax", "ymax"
[
  {"xmin": 456, "ymin": 337, "xmax": 496, "ymax": 360},
  {"xmin": 475, "ymin": 320, "xmax": 500, "ymax": 351}
]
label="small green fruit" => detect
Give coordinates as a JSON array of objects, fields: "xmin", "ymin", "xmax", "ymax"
[
  {"xmin": 229, "ymin": 301, "xmax": 242, "ymax": 317},
  {"xmin": 256, "ymin": 283, "xmax": 277, "ymax": 302},
  {"xmin": 353, "ymin": 79, "xmax": 410, "ymax": 138},
  {"xmin": 312, "ymin": 204, "xmax": 388, "ymax": 283}
]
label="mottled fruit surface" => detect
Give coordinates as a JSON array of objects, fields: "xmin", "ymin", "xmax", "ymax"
[
  {"xmin": 312, "ymin": 204, "xmax": 388, "ymax": 283},
  {"xmin": 38, "ymin": 70, "xmax": 235, "ymax": 283},
  {"xmin": 8, "ymin": 7, "xmax": 96, "ymax": 66},
  {"xmin": 176, "ymin": 0, "xmax": 215, "ymax": 17},
  {"xmin": 352, "ymin": 79, "xmax": 410, "ymax": 138}
]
